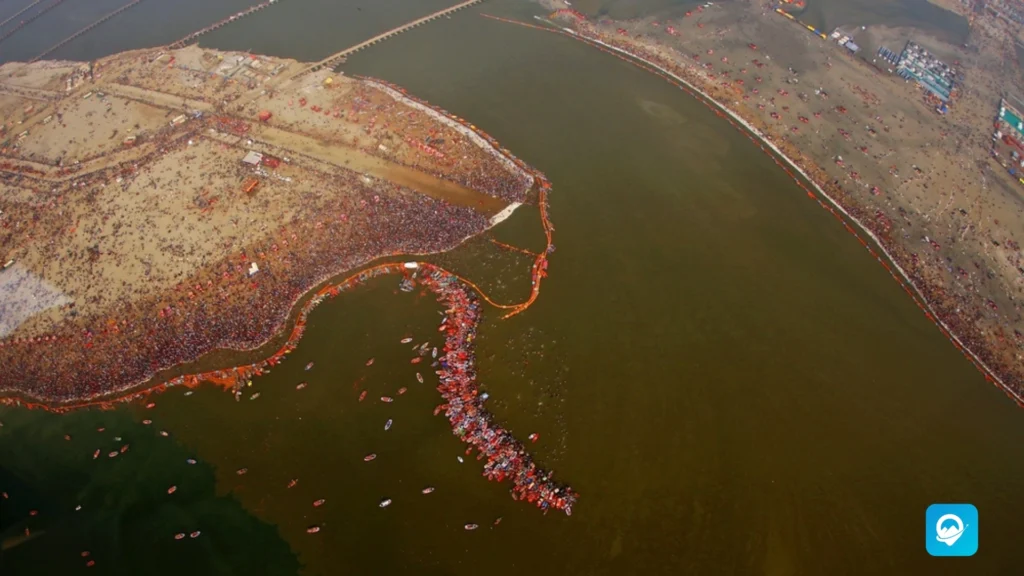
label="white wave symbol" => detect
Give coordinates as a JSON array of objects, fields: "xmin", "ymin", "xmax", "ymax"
[{"xmin": 936, "ymin": 514, "xmax": 966, "ymax": 546}]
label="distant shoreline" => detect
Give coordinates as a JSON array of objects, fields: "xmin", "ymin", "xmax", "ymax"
[{"xmin": 529, "ymin": 15, "xmax": 1024, "ymax": 407}]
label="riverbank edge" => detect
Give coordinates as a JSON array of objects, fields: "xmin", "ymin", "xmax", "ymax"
[
  {"xmin": 0, "ymin": 76, "xmax": 543, "ymax": 411},
  {"xmin": 548, "ymin": 21, "xmax": 1024, "ymax": 406}
]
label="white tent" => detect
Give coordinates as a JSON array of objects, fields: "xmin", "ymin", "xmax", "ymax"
[{"xmin": 242, "ymin": 151, "xmax": 263, "ymax": 166}]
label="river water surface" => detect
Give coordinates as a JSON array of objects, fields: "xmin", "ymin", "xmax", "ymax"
[{"xmin": 1, "ymin": 1, "xmax": 1021, "ymax": 575}]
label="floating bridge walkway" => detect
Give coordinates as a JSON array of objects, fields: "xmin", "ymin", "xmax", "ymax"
[
  {"xmin": 291, "ymin": 0, "xmax": 483, "ymax": 79},
  {"xmin": 0, "ymin": 0, "xmax": 45, "ymax": 29},
  {"xmin": 0, "ymin": 0, "xmax": 71, "ymax": 47},
  {"xmin": 30, "ymin": 0, "xmax": 145, "ymax": 62},
  {"xmin": 168, "ymin": 0, "xmax": 283, "ymax": 50}
]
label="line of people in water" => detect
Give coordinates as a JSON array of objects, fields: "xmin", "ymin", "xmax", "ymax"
[{"xmin": 421, "ymin": 266, "xmax": 577, "ymax": 516}]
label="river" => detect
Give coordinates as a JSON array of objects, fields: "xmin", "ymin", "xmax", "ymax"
[{"xmin": 1, "ymin": 0, "xmax": 1021, "ymax": 574}]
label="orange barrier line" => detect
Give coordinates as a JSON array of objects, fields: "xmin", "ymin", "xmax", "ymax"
[
  {"xmin": 490, "ymin": 238, "xmax": 539, "ymax": 257},
  {"xmin": 480, "ymin": 13, "xmax": 1024, "ymax": 408},
  {"xmin": 354, "ymin": 76, "xmax": 556, "ymax": 319}
]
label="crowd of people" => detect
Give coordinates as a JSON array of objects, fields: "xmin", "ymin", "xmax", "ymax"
[
  {"xmin": 421, "ymin": 266, "xmax": 577, "ymax": 516},
  {"xmin": 0, "ymin": 170, "xmax": 500, "ymax": 403},
  {"xmin": 1, "ymin": 58, "xmax": 544, "ymax": 405},
  {"xmin": 358, "ymin": 79, "xmax": 535, "ymax": 205}
]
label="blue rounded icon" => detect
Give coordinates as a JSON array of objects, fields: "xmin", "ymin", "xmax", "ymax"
[{"xmin": 926, "ymin": 503, "xmax": 978, "ymax": 557}]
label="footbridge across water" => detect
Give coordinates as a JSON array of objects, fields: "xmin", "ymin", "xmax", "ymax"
[{"xmin": 291, "ymin": 0, "xmax": 483, "ymax": 79}]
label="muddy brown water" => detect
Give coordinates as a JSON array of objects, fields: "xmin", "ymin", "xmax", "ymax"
[{"xmin": 1, "ymin": 1, "xmax": 1021, "ymax": 575}]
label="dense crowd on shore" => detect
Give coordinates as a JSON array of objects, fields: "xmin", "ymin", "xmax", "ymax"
[
  {"xmin": 342, "ymin": 80, "xmax": 534, "ymax": 205},
  {"xmin": 0, "ymin": 158, "xmax": 518, "ymax": 403},
  {"xmin": 0, "ymin": 56, "xmax": 548, "ymax": 405},
  {"xmin": 423, "ymin": 267, "xmax": 577, "ymax": 515}
]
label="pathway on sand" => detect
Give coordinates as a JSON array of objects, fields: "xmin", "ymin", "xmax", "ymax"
[
  {"xmin": 103, "ymin": 82, "xmax": 506, "ymax": 213},
  {"xmin": 243, "ymin": 126, "xmax": 506, "ymax": 214}
]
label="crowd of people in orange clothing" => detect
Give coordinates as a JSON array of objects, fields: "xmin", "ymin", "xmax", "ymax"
[{"xmin": 423, "ymin": 266, "xmax": 577, "ymax": 515}]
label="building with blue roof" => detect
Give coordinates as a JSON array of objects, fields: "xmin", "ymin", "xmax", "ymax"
[{"xmin": 895, "ymin": 41, "xmax": 956, "ymax": 102}]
